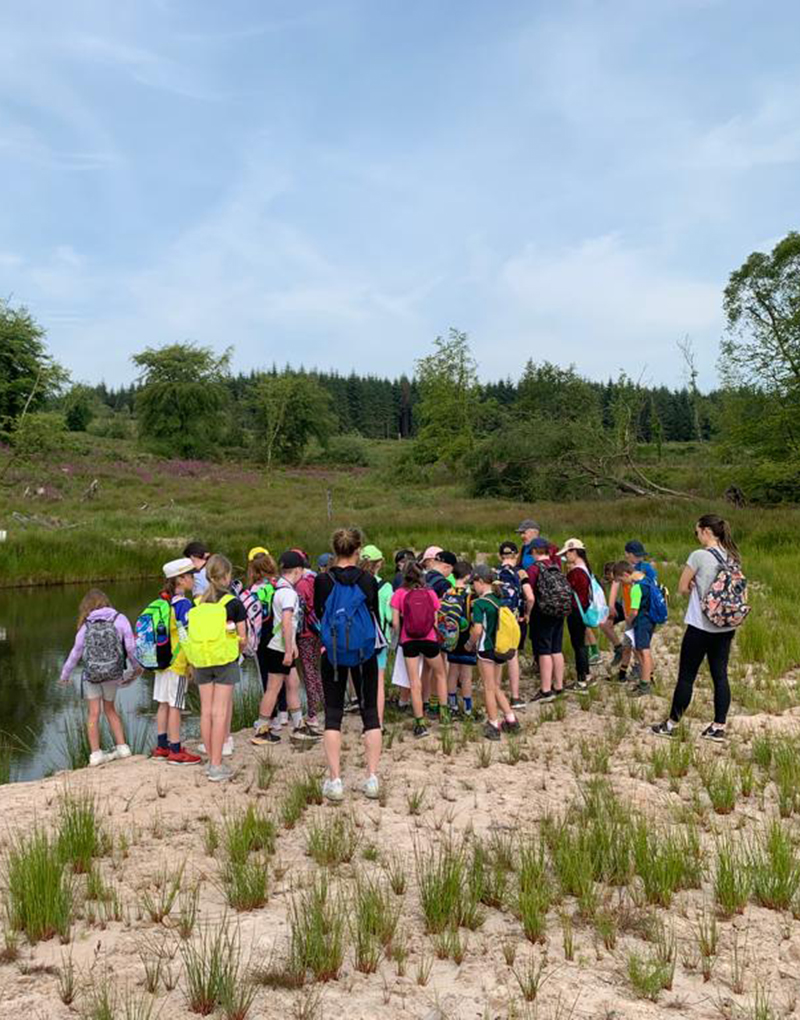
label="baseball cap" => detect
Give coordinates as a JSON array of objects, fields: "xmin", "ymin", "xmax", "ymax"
[
  {"xmin": 317, "ymin": 552, "xmax": 332, "ymax": 569},
  {"xmin": 248, "ymin": 546, "xmax": 269, "ymax": 561},
  {"xmin": 291, "ymin": 547, "xmax": 310, "ymax": 567},
  {"xmin": 625, "ymin": 540, "xmax": 647, "ymax": 557},
  {"xmin": 362, "ymin": 544, "xmax": 384, "ymax": 562},
  {"xmin": 279, "ymin": 550, "xmax": 306, "ymax": 570},
  {"xmin": 394, "ymin": 547, "xmax": 415, "ymax": 566},
  {"xmin": 516, "ymin": 519, "xmax": 540, "ymax": 534},
  {"xmin": 422, "ymin": 545, "xmax": 444, "ymax": 561},
  {"xmin": 470, "ymin": 564, "xmax": 496, "ymax": 583},
  {"xmin": 531, "ymin": 537, "xmax": 551, "ymax": 551},
  {"xmin": 163, "ymin": 557, "xmax": 195, "ymax": 579},
  {"xmin": 499, "ymin": 540, "xmax": 518, "ymax": 556},
  {"xmin": 557, "ymin": 537, "xmax": 586, "ymax": 556},
  {"xmin": 437, "ymin": 550, "xmax": 458, "ymax": 568},
  {"xmin": 183, "ymin": 541, "xmax": 209, "ymax": 559}
]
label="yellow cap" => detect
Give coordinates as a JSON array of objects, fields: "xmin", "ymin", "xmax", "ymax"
[{"xmin": 248, "ymin": 546, "xmax": 269, "ymax": 560}]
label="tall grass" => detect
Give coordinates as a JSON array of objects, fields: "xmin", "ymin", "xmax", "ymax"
[
  {"xmin": 5, "ymin": 827, "xmax": 73, "ymax": 943},
  {"xmin": 181, "ymin": 920, "xmax": 253, "ymax": 1016},
  {"xmin": 288, "ymin": 872, "xmax": 347, "ymax": 983},
  {"xmin": 57, "ymin": 790, "xmax": 107, "ymax": 873}
]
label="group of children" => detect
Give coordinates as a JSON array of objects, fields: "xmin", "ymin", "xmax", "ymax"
[{"xmin": 59, "ymin": 523, "xmax": 670, "ymax": 784}]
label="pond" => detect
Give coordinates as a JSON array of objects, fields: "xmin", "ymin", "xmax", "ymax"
[{"xmin": 0, "ymin": 579, "xmax": 261, "ymax": 782}]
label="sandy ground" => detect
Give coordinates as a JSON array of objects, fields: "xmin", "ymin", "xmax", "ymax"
[{"xmin": 1, "ymin": 627, "xmax": 800, "ymax": 1020}]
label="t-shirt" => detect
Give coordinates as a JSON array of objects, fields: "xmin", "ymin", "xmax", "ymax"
[
  {"xmin": 566, "ymin": 566, "xmax": 591, "ymax": 611},
  {"xmin": 472, "ymin": 593, "xmax": 500, "ymax": 653},
  {"xmin": 376, "ymin": 577, "xmax": 393, "ymax": 641},
  {"xmin": 390, "ymin": 587, "xmax": 440, "ymax": 643},
  {"xmin": 684, "ymin": 547, "xmax": 735, "ymax": 633},
  {"xmin": 268, "ymin": 577, "xmax": 302, "ymax": 653},
  {"xmin": 425, "ymin": 569, "xmax": 451, "ymax": 599},
  {"xmin": 636, "ymin": 560, "xmax": 658, "ymax": 583},
  {"xmin": 193, "ymin": 566, "xmax": 209, "ymax": 596}
]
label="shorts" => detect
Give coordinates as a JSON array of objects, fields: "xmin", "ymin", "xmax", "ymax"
[
  {"xmin": 530, "ymin": 613, "xmax": 565, "ymax": 657},
  {"xmin": 83, "ymin": 679, "xmax": 120, "ymax": 702},
  {"xmin": 478, "ymin": 651, "xmax": 506, "ymax": 665},
  {"xmin": 401, "ymin": 639, "xmax": 442, "ymax": 659},
  {"xmin": 153, "ymin": 669, "xmax": 188, "ymax": 710},
  {"xmin": 263, "ymin": 647, "xmax": 297, "ymax": 677},
  {"xmin": 376, "ymin": 648, "xmax": 388, "ymax": 670},
  {"xmin": 448, "ymin": 651, "xmax": 477, "ymax": 666},
  {"xmin": 614, "ymin": 601, "xmax": 625, "ymax": 623},
  {"xmin": 631, "ymin": 616, "xmax": 655, "ymax": 651},
  {"xmin": 194, "ymin": 660, "xmax": 241, "ymax": 686}
]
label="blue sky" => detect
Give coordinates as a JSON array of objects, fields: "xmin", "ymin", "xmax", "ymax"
[{"xmin": 1, "ymin": 1, "xmax": 798, "ymax": 390}]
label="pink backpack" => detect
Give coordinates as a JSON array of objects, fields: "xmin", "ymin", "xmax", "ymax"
[{"xmin": 404, "ymin": 589, "xmax": 436, "ymax": 639}]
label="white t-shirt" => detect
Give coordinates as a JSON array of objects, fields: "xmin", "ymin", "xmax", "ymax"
[
  {"xmin": 268, "ymin": 578, "xmax": 301, "ymax": 653},
  {"xmin": 684, "ymin": 547, "xmax": 734, "ymax": 634}
]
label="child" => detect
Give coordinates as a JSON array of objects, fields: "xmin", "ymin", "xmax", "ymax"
[
  {"xmin": 183, "ymin": 554, "xmax": 247, "ymax": 782},
  {"xmin": 559, "ymin": 538, "xmax": 594, "ymax": 691},
  {"xmin": 251, "ymin": 551, "xmax": 317, "ymax": 746},
  {"xmin": 295, "ymin": 553, "xmax": 324, "ymax": 734},
  {"xmin": 615, "ymin": 561, "xmax": 654, "ymax": 697},
  {"xmin": 526, "ymin": 538, "xmax": 568, "ymax": 702},
  {"xmin": 469, "ymin": 565, "xmax": 520, "ymax": 741},
  {"xmin": 599, "ymin": 561, "xmax": 625, "ymax": 666},
  {"xmin": 391, "ymin": 561, "xmax": 448, "ymax": 738},
  {"xmin": 184, "ymin": 541, "xmax": 211, "ymax": 596},
  {"xmin": 421, "ymin": 548, "xmax": 457, "ymax": 717},
  {"xmin": 624, "ymin": 540, "xmax": 659, "ymax": 582},
  {"xmin": 444, "ymin": 560, "xmax": 476, "ymax": 717},
  {"xmin": 497, "ymin": 541, "xmax": 533, "ymax": 709},
  {"xmin": 59, "ymin": 589, "xmax": 139, "ymax": 767},
  {"xmin": 359, "ymin": 545, "xmax": 393, "ymax": 727},
  {"xmin": 151, "ymin": 558, "xmax": 202, "ymax": 765}
]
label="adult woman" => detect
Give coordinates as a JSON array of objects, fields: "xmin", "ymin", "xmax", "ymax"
[
  {"xmin": 314, "ymin": 527, "xmax": 382, "ymax": 802},
  {"xmin": 559, "ymin": 538, "xmax": 593, "ymax": 691},
  {"xmin": 652, "ymin": 514, "xmax": 742, "ymax": 742}
]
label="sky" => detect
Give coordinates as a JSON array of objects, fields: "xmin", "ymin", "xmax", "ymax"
[{"xmin": 1, "ymin": 1, "xmax": 799, "ymax": 391}]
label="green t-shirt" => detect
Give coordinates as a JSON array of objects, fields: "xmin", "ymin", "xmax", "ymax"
[
  {"xmin": 473, "ymin": 593, "xmax": 500, "ymax": 653},
  {"xmin": 629, "ymin": 583, "xmax": 643, "ymax": 612},
  {"xmin": 376, "ymin": 576, "xmax": 393, "ymax": 640}
]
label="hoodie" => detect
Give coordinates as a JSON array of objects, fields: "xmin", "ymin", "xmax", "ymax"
[{"xmin": 60, "ymin": 607, "xmax": 139, "ymax": 685}]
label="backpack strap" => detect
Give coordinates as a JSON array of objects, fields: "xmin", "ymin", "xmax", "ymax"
[{"xmin": 708, "ymin": 548, "xmax": 729, "ymax": 568}]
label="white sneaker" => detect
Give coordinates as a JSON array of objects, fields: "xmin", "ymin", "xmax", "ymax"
[
  {"xmin": 207, "ymin": 764, "xmax": 233, "ymax": 783},
  {"xmin": 222, "ymin": 736, "xmax": 234, "ymax": 757},
  {"xmin": 363, "ymin": 774, "xmax": 380, "ymax": 800},
  {"xmin": 322, "ymin": 778, "xmax": 344, "ymax": 803},
  {"xmin": 88, "ymin": 750, "xmax": 110, "ymax": 767},
  {"xmin": 278, "ymin": 711, "xmax": 289, "ymax": 727},
  {"xmin": 114, "ymin": 744, "xmax": 132, "ymax": 759},
  {"xmin": 197, "ymin": 743, "xmax": 206, "ymax": 754}
]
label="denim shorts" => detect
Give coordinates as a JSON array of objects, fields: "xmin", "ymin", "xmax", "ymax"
[{"xmin": 633, "ymin": 616, "xmax": 655, "ymax": 651}]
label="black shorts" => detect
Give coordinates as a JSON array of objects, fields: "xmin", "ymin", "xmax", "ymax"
[
  {"xmin": 530, "ymin": 612, "xmax": 565, "ymax": 656},
  {"xmin": 478, "ymin": 651, "xmax": 506, "ymax": 665},
  {"xmin": 263, "ymin": 647, "xmax": 297, "ymax": 677},
  {"xmin": 402, "ymin": 639, "xmax": 442, "ymax": 659}
]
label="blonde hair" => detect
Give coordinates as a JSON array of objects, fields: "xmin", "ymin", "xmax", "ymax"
[
  {"xmin": 78, "ymin": 588, "xmax": 111, "ymax": 630},
  {"xmin": 200, "ymin": 554, "xmax": 234, "ymax": 604},
  {"xmin": 332, "ymin": 527, "xmax": 363, "ymax": 560},
  {"xmin": 359, "ymin": 556, "xmax": 383, "ymax": 577},
  {"xmin": 247, "ymin": 552, "xmax": 277, "ymax": 588}
]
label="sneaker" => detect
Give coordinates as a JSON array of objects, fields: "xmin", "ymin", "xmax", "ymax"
[
  {"xmin": 114, "ymin": 743, "xmax": 132, "ymax": 759},
  {"xmin": 530, "ymin": 689, "xmax": 556, "ymax": 704},
  {"xmin": 251, "ymin": 727, "xmax": 281, "ymax": 746},
  {"xmin": 222, "ymin": 736, "xmax": 234, "ymax": 757},
  {"xmin": 363, "ymin": 774, "xmax": 380, "ymax": 800},
  {"xmin": 88, "ymin": 750, "xmax": 111, "ymax": 767},
  {"xmin": 701, "ymin": 724, "xmax": 726, "ymax": 743},
  {"xmin": 630, "ymin": 664, "xmax": 641, "ymax": 681},
  {"xmin": 611, "ymin": 672, "xmax": 628, "ymax": 685},
  {"xmin": 151, "ymin": 746, "xmax": 170, "ymax": 760},
  {"xmin": 278, "ymin": 711, "xmax": 289, "ymax": 726},
  {"xmin": 167, "ymin": 748, "xmax": 203, "ymax": 766},
  {"xmin": 413, "ymin": 722, "xmax": 429, "ymax": 739},
  {"xmin": 290, "ymin": 724, "xmax": 322, "ymax": 746},
  {"xmin": 323, "ymin": 777, "xmax": 344, "ymax": 802},
  {"xmin": 553, "ymin": 687, "xmax": 565, "ymax": 697},
  {"xmin": 588, "ymin": 651, "xmax": 601, "ymax": 666},
  {"xmin": 570, "ymin": 680, "xmax": 589, "ymax": 693},
  {"xmin": 207, "ymin": 764, "xmax": 233, "ymax": 783},
  {"xmin": 396, "ymin": 702, "xmax": 412, "ymax": 715},
  {"xmin": 510, "ymin": 698, "xmax": 526, "ymax": 711},
  {"xmin": 483, "ymin": 722, "xmax": 502, "ymax": 742},
  {"xmin": 651, "ymin": 721, "xmax": 675, "ymax": 739},
  {"xmin": 611, "ymin": 645, "xmax": 624, "ymax": 667},
  {"xmin": 629, "ymin": 684, "xmax": 652, "ymax": 698},
  {"xmin": 500, "ymin": 717, "xmax": 520, "ymax": 734}
]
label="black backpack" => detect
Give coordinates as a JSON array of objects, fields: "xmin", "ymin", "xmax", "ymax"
[
  {"xmin": 84, "ymin": 614, "xmax": 125, "ymax": 683},
  {"xmin": 534, "ymin": 565, "xmax": 573, "ymax": 618}
]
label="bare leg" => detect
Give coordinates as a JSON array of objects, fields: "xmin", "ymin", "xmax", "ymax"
[
  {"xmin": 430, "ymin": 654, "xmax": 448, "ymax": 709},
  {"xmin": 211, "ymin": 685, "xmax": 233, "ymax": 767},
  {"xmin": 87, "ymin": 699, "xmax": 102, "ymax": 753},
  {"xmin": 377, "ymin": 667, "xmax": 385, "ymax": 727},
  {"xmin": 199, "ymin": 685, "xmax": 214, "ymax": 761},
  {"xmin": 479, "ymin": 658, "xmax": 499, "ymax": 724},
  {"xmin": 257, "ymin": 674, "xmax": 287, "ymax": 721},
  {"xmin": 539, "ymin": 655, "xmax": 553, "ymax": 694},
  {"xmin": 406, "ymin": 656, "xmax": 423, "ymax": 717},
  {"xmin": 103, "ymin": 700, "xmax": 126, "ymax": 746},
  {"xmin": 552, "ymin": 653, "xmax": 565, "ymax": 690},
  {"xmin": 459, "ymin": 664, "xmax": 473, "ymax": 702},
  {"xmin": 156, "ymin": 701, "xmax": 169, "ymax": 737},
  {"xmin": 323, "ymin": 730, "xmax": 341, "ymax": 780},
  {"xmin": 364, "ymin": 728, "xmax": 381, "ymax": 776},
  {"xmin": 507, "ymin": 651, "xmax": 520, "ymax": 700}
]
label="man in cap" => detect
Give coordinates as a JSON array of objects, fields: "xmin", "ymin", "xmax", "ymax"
[{"xmin": 516, "ymin": 520, "xmax": 541, "ymax": 570}]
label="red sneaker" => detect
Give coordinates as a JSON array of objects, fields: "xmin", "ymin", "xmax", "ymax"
[
  {"xmin": 151, "ymin": 746, "xmax": 170, "ymax": 760},
  {"xmin": 167, "ymin": 748, "xmax": 203, "ymax": 766}
]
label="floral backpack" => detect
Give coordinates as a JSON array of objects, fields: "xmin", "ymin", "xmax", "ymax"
[{"xmin": 701, "ymin": 549, "xmax": 751, "ymax": 629}]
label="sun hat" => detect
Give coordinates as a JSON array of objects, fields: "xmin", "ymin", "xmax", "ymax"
[
  {"xmin": 470, "ymin": 564, "xmax": 496, "ymax": 583},
  {"xmin": 279, "ymin": 550, "xmax": 306, "ymax": 570},
  {"xmin": 362, "ymin": 544, "xmax": 384, "ymax": 562},
  {"xmin": 625, "ymin": 540, "xmax": 647, "ymax": 557},
  {"xmin": 516, "ymin": 519, "xmax": 540, "ymax": 534},
  {"xmin": 422, "ymin": 545, "xmax": 444, "ymax": 562},
  {"xmin": 248, "ymin": 546, "xmax": 270, "ymax": 560},
  {"xmin": 163, "ymin": 557, "xmax": 195, "ymax": 579},
  {"xmin": 499, "ymin": 540, "xmax": 518, "ymax": 556},
  {"xmin": 557, "ymin": 537, "xmax": 586, "ymax": 556}
]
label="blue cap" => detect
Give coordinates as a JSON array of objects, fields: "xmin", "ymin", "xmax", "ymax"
[
  {"xmin": 317, "ymin": 552, "xmax": 332, "ymax": 569},
  {"xmin": 625, "ymin": 540, "xmax": 646, "ymax": 557},
  {"xmin": 531, "ymin": 537, "xmax": 550, "ymax": 550}
]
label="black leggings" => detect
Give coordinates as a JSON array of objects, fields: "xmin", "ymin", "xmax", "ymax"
[
  {"xmin": 321, "ymin": 653, "xmax": 380, "ymax": 733},
  {"xmin": 669, "ymin": 625, "xmax": 735, "ymax": 725},
  {"xmin": 566, "ymin": 609, "xmax": 589, "ymax": 681}
]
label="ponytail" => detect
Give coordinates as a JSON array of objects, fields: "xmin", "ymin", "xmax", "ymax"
[
  {"xmin": 200, "ymin": 554, "xmax": 234, "ymax": 604},
  {"xmin": 697, "ymin": 514, "xmax": 741, "ymax": 565}
]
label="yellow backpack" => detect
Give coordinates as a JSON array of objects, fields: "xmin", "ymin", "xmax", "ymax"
[
  {"xmin": 183, "ymin": 594, "xmax": 240, "ymax": 668},
  {"xmin": 495, "ymin": 605, "xmax": 522, "ymax": 661}
]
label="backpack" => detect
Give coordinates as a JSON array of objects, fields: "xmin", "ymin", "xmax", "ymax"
[
  {"xmin": 239, "ymin": 583, "xmax": 274, "ymax": 657},
  {"xmin": 637, "ymin": 578, "xmax": 668, "ymax": 625},
  {"xmin": 574, "ymin": 568, "xmax": 609, "ymax": 628},
  {"xmin": 534, "ymin": 565, "xmax": 574, "ymax": 618},
  {"xmin": 183, "ymin": 594, "xmax": 240, "ymax": 668},
  {"xmin": 437, "ymin": 587, "xmax": 470, "ymax": 652},
  {"xmin": 497, "ymin": 565, "xmax": 523, "ymax": 617},
  {"xmin": 296, "ymin": 573, "xmax": 319, "ymax": 637},
  {"xmin": 84, "ymin": 614, "xmax": 125, "ymax": 683},
  {"xmin": 404, "ymin": 588, "xmax": 437, "ymax": 640},
  {"xmin": 320, "ymin": 579, "xmax": 376, "ymax": 668},
  {"xmin": 701, "ymin": 549, "xmax": 751, "ymax": 629},
  {"xmin": 135, "ymin": 599, "xmax": 172, "ymax": 670},
  {"xmin": 494, "ymin": 605, "xmax": 522, "ymax": 660}
]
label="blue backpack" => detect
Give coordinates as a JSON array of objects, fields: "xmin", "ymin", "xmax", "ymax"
[
  {"xmin": 640, "ymin": 579, "xmax": 668, "ymax": 625},
  {"xmin": 497, "ymin": 565, "xmax": 522, "ymax": 616},
  {"xmin": 320, "ymin": 579, "xmax": 376, "ymax": 668}
]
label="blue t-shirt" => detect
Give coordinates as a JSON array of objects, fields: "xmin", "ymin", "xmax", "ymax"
[{"xmin": 520, "ymin": 542, "xmax": 534, "ymax": 570}]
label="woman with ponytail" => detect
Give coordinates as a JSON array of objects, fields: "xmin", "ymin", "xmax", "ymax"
[{"xmin": 652, "ymin": 515, "xmax": 742, "ymax": 743}]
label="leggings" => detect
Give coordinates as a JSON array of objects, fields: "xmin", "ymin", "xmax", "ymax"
[
  {"xmin": 669, "ymin": 625, "xmax": 735, "ymax": 726},
  {"xmin": 256, "ymin": 641, "xmax": 287, "ymax": 713},
  {"xmin": 321, "ymin": 653, "xmax": 380, "ymax": 733},
  {"xmin": 566, "ymin": 609, "xmax": 589, "ymax": 681},
  {"xmin": 297, "ymin": 633, "xmax": 324, "ymax": 718}
]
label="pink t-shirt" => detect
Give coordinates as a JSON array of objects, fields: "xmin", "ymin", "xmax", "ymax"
[{"xmin": 390, "ymin": 587, "xmax": 441, "ymax": 643}]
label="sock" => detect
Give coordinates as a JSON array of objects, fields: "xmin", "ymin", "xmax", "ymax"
[
  {"xmin": 415, "ymin": 717, "xmax": 425, "ymax": 727},
  {"xmin": 489, "ymin": 719, "xmax": 500, "ymax": 729},
  {"xmin": 666, "ymin": 719, "xmax": 675, "ymax": 731},
  {"xmin": 589, "ymin": 643, "xmax": 599, "ymax": 656},
  {"xmin": 429, "ymin": 695, "xmax": 439, "ymax": 710},
  {"xmin": 448, "ymin": 693, "xmax": 458, "ymax": 709},
  {"xmin": 505, "ymin": 712, "xmax": 517, "ymax": 723},
  {"xmin": 157, "ymin": 733, "xmax": 169, "ymax": 750},
  {"xmin": 464, "ymin": 696, "xmax": 473, "ymax": 713},
  {"xmin": 169, "ymin": 741, "xmax": 181, "ymax": 754},
  {"xmin": 291, "ymin": 709, "xmax": 303, "ymax": 728}
]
